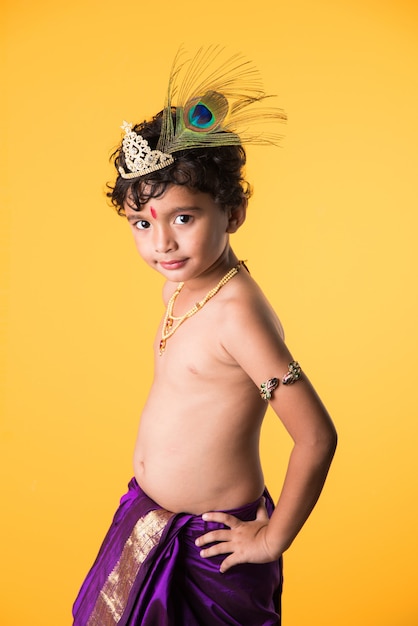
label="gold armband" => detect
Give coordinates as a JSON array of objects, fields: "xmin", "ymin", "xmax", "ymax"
[
  {"xmin": 259, "ymin": 377, "xmax": 279, "ymax": 400},
  {"xmin": 259, "ymin": 361, "xmax": 302, "ymax": 401}
]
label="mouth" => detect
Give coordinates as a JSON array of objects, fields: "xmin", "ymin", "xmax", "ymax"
[{"xmin": 159, "ymin": 259, "xmax": 188, "ymax": 270}]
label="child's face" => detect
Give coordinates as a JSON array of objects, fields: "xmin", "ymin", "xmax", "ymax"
[{"xmin": 124, "ymin": 184, "xmax": 239, "ymax": 282}]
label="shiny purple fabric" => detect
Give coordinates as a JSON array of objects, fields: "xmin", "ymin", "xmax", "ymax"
[{"xmin": 73, "ymin": 479, "xmax": 282, "ymax": 625}]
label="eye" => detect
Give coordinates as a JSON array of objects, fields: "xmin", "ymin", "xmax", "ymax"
[
  {"xmin": 174, "ymin": 214, "xmax": 192, "ymax": 225},
  {"xmin": 135, "ymin": 220, "xmax": 151, "ymax": 230}
]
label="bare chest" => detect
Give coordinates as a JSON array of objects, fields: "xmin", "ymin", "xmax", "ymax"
[{"xmin": 154, "ymin": 309, "xmax": 234, "ymax": 382}]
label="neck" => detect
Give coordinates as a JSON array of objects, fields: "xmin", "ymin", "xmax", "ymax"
[{"xmin": 181, "ymin": 248, "xmax": 239, "ymax": 294}]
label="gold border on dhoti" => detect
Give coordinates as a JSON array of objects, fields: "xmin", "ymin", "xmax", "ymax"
[{"xmin": 87, "ymin": 508, "xmax": 175, "ymax": 625}]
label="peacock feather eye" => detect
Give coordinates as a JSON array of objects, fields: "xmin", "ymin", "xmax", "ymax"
[
  {"xmin": 188, "ymin": 103, "xmax": 213, "ymax": 129},
  {"xmin": 183, "ymin": 91, "xmax": 229, "ymax": 134}
]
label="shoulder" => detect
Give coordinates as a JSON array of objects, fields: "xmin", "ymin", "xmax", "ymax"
[
  {"xmin": 217, "ymin": 276, "xmax": 294, "ymax": 384},
  {"xmin": 221, "ymin": 269, "xmax": 285, "ymax": 342}
]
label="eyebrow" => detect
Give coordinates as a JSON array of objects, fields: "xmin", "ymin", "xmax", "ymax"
[
  {"xmin": 171, "ymin": 206, "xmax": 202, "ymax": 214},
  {"xmin": 126, "ymin": 213, "xmax": 141, "ymax": 223},
  {"xmin": 126, "ymin": 205, "xmax": 202, "ymax": 223}
]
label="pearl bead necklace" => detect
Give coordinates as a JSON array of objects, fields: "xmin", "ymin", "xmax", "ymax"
[{"xmin": 159, "ymin": 262, "xmax": 243, "ymax": 355}]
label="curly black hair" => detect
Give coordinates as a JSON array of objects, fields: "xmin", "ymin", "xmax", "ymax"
[{"xmin": 107, "ymin": 109, "xmax": 252, "ymax": 215}]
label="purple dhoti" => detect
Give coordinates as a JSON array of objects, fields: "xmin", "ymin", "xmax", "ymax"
[{"xmin": 73, "ymin": 479, "xmax": 282, "ymax": 625}]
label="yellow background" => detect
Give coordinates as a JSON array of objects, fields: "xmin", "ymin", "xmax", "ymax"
[{"xmin": 2, "ymin": 0, "xmax": 418, "ymax": 624}]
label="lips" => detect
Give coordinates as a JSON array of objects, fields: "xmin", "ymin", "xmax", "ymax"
[{"xmin": 159, "ymin": 259, "xmax": 188, "ymax": 270}]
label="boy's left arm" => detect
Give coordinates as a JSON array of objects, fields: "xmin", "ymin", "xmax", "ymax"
[{"xmin": 195, "ymin": 303, "xmax": 337, "ymax": 573}]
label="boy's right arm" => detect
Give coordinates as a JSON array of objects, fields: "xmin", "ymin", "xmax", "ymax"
[{"xmin": 195, "ymin": 295, "xmax": 337, "ymax": 572}]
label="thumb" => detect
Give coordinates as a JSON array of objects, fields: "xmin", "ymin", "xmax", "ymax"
[{"xmin": 256, "ymin": 497, "xmax": 269, "ymax": 522}]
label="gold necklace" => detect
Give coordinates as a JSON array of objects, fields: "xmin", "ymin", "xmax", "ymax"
[{"xmin": 159, "ymin": 261, "xmax": 243, "ymax": 355}]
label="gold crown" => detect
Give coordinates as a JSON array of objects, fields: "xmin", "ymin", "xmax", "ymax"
[{"xmin": 118, "ymin": 121, "xmax": 174, "ymax": 179}]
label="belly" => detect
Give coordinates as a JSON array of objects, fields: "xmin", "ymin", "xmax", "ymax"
[{"xmin": 133, "ymin": 414, "xmax": 264, "ymax": 514}]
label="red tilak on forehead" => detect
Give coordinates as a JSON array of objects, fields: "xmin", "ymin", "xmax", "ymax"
[{"xmin": 150, "ymin": 207, "xmax": 157, "ymax": 219}]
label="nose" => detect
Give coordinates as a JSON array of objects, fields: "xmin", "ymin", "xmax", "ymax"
[{"xmin": 153, "ymin": 225, "xmax": 176, "ymax": 253}]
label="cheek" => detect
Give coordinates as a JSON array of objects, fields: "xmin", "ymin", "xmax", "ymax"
[{"xmin": 131, "ymin": 231, "xmax": 150, "ymax": 258}]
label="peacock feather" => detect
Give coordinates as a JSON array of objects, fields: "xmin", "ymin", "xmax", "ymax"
[{"xmin": 156, "ymin": 46, "xmax": 286, "ymax": 155}]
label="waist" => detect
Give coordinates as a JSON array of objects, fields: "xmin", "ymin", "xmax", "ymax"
[
  {"xmin": 125, "ymin": 477, "xmax": 275, "ymax": 522},
  {"xmin": 134, "ymin": 461, "xmax": 265, "ymax": 515}
]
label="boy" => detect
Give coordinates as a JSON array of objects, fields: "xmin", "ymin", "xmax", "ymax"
[{"xmin": 73, "ymin": 49, "xmax": 337, "ymax": 626}]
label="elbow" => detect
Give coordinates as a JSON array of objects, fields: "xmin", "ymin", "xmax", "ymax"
[
  {"xmin": 292, "ymin": 416, "xmax": 338, "ymax": 463},
  {"xmin": 322, "ymin": 423, "xmax": 338, "ymax": 462},
  {"xmin": 310, "ymin": 422, "xmax": 338, "ymax": 463}
]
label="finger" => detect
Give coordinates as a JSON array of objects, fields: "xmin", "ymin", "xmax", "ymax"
[
  {"xmin": 199, "ymin": 541, "xmax": 232, "ymax": 559},
  {"xmin": 201, "ymin": 511, "xmax": 239, "ymax": 527},
  {"xmin": 195, "ymin": 529, "xmax": 231, "ymax": 547},
  {"xmin": 219, "ymin": 552, "xmax": 240, "ymax": 574}
]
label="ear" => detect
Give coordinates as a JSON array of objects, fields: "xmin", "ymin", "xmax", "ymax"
[{"xmin": 226, "ymin": 197, "xmax": 247, "ymax": 233}]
